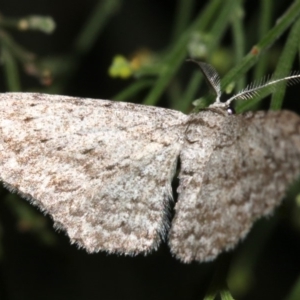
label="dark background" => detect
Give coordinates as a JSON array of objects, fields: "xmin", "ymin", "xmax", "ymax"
[{"xmin": 1, "ymin": 1, "xmax": 300, "ymax": 300}]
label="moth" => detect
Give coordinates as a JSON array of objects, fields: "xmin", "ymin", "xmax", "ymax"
[{"xmin": 0, "ymin": 62, "xmax": 300, "ymax": 263}]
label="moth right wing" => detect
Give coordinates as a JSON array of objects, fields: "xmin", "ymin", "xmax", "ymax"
[{"xmin": 0, "ymin": 93, "xmax": 187, "ymax": 255}]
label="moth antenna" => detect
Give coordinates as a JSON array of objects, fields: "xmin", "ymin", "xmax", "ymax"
[
  {"xmin": 225, "ymin": 72, "xmax": 300, "ymax": 106},
  {"xmin": 187, "ymin": 59, "xmax": 222, "ymax": 103}
]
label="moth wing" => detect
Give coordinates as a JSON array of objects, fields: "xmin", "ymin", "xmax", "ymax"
[
  {"xmin": 0, "ymin": 93, "xmax": 187, "ymax": 255},
  {"xmin": 169, "ymin": 110, "xmax": 300, "ymax": 263}
]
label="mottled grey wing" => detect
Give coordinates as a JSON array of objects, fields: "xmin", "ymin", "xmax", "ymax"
[
  {"xmin": 169, "ymin": 109, "xmax": 300, "ymax": 263},
  {"xmin": 0, "ymin": 93, "xmax": 187, "ymax": 255}
]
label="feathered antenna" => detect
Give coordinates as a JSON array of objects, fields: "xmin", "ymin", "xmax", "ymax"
[
  {"xmin": 224, "ymin": 71, "xmax": 300, "ymax": 106},
  {"xmin": 187, "ymin": 59, "xmax": 222, "ymax": 103},
  {"xmin": 191, "ymin": 60, "xmax": 300, "ymax": 109}
]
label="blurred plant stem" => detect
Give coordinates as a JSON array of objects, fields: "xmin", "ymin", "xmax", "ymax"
[
  {"xmin": 231, "ymin": 3, "xmax": 246, "ymax": 91},
  {"xmin": 1, "ymin": 46, "xmax": 21, "ymax": 91},
  {"xmin": 74, "ymin": 0, "xmax": 121, "ymax": 55},
  {"xmin": 143, "ymin": 0, "xmax": 241, "ymax": 108},
  {"xmin": 270, "ymin": 15, "xmax": 300, "ymax": 109},
  {"xmin": 171, "ymin": 0, "xmax": 195, "ymax": 42},
  {"xmin": 225, "ymin": 0, "xmax": 300, "ymax": 112},
  {"xmin": 0, "ymin": 0, "xmax": 121, "ymax": 92},
  {"xmin": 203, "ymin": 254, "xmax": 235, "ymax": 300},
  {"xmin": 253, "ymin": 0, "xmax": 273, "ymax": 80},
  {"xmin": 0, "ymin": 16, "xmax": 54, "ymax": 91}
]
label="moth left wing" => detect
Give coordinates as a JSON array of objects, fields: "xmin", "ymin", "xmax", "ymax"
[{"xmin": 169, "ymin": 109, "xmax": 300, "ymax": 263}]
